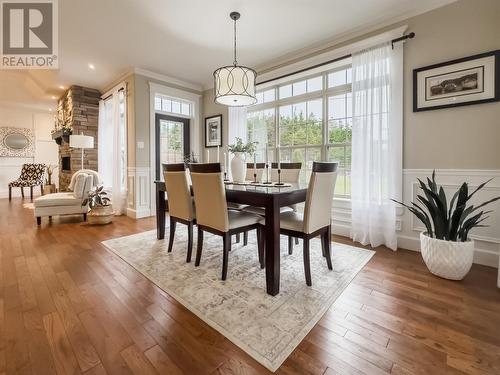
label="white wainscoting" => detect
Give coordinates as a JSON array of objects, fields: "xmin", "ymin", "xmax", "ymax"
[
  {"xmin": 332, "ymin": 169, "xmax": 500, "ymax": 268},
  {"xmin": 126, "ymin": 167, "xmax": 151, "ymax": 218}
]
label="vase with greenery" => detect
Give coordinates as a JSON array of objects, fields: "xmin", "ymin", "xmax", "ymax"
[
  {"xmin": 228, "ymin": 138, "xmax": 258, "ymax": 182},
  {"xmin": 392, "ymin": 171, "xmax": 500, "ymax": 280},
  {"xmin": 82, "ymin": 185, "xmax": 114, "ymax": 224}
]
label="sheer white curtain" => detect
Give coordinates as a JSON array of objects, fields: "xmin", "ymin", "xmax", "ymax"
[
  {"xmin": 350, "ymin": 42, "xmax": 402, "ymax": 251},
  {"xmin": 228, "ymin": 106, "xmax": 248, "ymax": 144},
  {"xmin": 98, "ymin": 88, "xmax": 127, "ymax": 215}
]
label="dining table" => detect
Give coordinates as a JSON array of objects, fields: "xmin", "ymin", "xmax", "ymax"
[{"xmin": 154, "ymin": 180, "xmax": 308, "ymax": 296}]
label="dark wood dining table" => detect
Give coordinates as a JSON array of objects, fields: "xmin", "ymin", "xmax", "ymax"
[{"xmin": 154, "ymin": 180, "xmax": 308, "ymax": 296}]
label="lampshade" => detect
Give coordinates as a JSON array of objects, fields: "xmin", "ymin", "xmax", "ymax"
[
  {"xmin": 70, "ymin": 134, "xmax": 94, "ymax": 149},
  {"xmin": 214, "ymin": 65, "xmax": 257, "ymax": 106},
  {"xmin": 213, "ymin": 12, "xmax": 257, "ymax": 107}
]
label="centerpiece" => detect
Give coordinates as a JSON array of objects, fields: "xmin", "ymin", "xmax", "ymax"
[{"xmin": 228, "ymin": 137, "xmax": 257, "ymax": 182}]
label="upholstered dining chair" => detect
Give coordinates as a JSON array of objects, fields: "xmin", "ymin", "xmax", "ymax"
[
  {"xmin": 189, "ymin": 163, "xmax": 265, "ymax": 280},
  {"xmin": 163, "ymin": 163, "xmax": 196, "ymax": 262},
  {"xmin": 245, "ymin": 162, "xmax": 266, "ymax": 182},
  {"xmin": 270, "ymin": 162, "xmax": 302, "ymax": 183},
  {"xmin": 8, "ymin": 163, "xmax": 46, "ymax": 201},
  {"xmin": 272, "ymin": 161, "xmax": 338, "ymax": 286},
  {"xmin": 227, "ymin": 163, "xmax": 266, "ymax": 231},
  {"xmin": 243, "ymin": 162, "xmax": 302, "ymax": 252}
]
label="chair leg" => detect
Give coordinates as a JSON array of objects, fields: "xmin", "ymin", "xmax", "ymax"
[
  {"xmin": 40, "ymin": 184, "xmax": 44, "ymax": 196},
  {"xmin": 36, "ymin": 217, "xmax": 41, "ymax": 225},
  {"xmin": 30, "ymin": 186, "xmax": 33, "ymax": 201},
  {"xmin": 288, "ymin": 236, "xmax": 294, "ymax": 255},
  {"xmin": 257, "ymin": 226, "xmax": 265, "ymax": 269},
  {"xmin": 235, "ymin": 233, "xmax": 240, "ymax": 244},
  {"xmin": 83, "ymin": 213, "xmax": 87, "ymax": 221},
  {"xmin": 195, "ymin": 227, "xmax": 204, "ymax": 266},
  {"xmin": 8, "ymin": 186, "xmax": 12, "ymax": 201},
  {"xmin": 323, "ymin": 229, "xmax": 333, "ymax": 270},
  {"xmin": 167, "ymin": 217, "xmax": 176, "ymax": 253},
  {"xmin": 321, "ymin": 231, "xmax": 326, "ymax": 257},
  {"xmin": 303, "ymin": 238, "xmax": 312, "ymax": 286},
  {"xmin": 186, "ymin": 222, "xmax": 193, "ymax": 263},
  {"xmin": 243, "ymin": 231, "xmax": 248, "ymax": 246},
  {"xmin": 21, "ymin": 187, "xmax": 24, "ymax": 198},
  {"xmin": 295, "ymin": 237, "xmax": 299, "ymax": 245},
  {"xmin": 222, "ymin": 234, "xmax": 231, "ymax": 280}
]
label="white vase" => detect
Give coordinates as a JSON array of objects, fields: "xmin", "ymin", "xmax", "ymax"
[
  {"xmin": 420, "ymin": 232, "xmax": 474, "ymax": 280},
  {"xmin": 231, "ymin": 152, "xmax": 246, "ymax": 182}
]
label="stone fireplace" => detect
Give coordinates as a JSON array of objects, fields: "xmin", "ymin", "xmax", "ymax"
[{"xmin": 55, "ymin": 85, "xmax": 100, "ymax": 191}]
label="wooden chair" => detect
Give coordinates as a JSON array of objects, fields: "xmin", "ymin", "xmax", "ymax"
[
  {"xmin": 189, "ymin": 163, "xmax": 265, "ymax": 280},
  {"xmin": 275, "ymin": 161, "xmax": 338, "ymax": 286},
  {"xmin": 163, "ymin": 163, "xmax": 196, "ymax": 263}
]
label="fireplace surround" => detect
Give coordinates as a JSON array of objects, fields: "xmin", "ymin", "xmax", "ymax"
[{"xmin": 55, "ymin": 86, "xmax": 100, "ymax": 191}]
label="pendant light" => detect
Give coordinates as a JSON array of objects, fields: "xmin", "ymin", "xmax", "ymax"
[{"xmin": 213, "ymin": 12, "xmax": 257, "ymax": 107}]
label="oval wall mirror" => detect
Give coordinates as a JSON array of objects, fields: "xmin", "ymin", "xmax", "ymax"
[{"xmin": 4, "ymin": 133, "xmax": 29, "ymax": 150}]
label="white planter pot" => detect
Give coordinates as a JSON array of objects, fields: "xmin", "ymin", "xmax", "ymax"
[
  {"xmin": 231, "ymin": 152, "xmax": 247, "ymax": 182},
  {"xmin": 420, "ymin": 232, "xmax": 474, "ymax": 280}
]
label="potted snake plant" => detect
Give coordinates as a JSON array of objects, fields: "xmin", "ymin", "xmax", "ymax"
[
  {"xmin": 82, "ymin": 185, "xmax": 114, "ymax": 224},
  {"xmin": 393, "ymin": 171, "xmax": 500, "ymax": 280}
]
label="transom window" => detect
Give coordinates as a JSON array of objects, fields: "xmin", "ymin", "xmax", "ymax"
[
  {"xmin": 246, "ymin": 61, "xmax": 352, "ymax": 197},
  {"xmin": 154, "ymin": 94, "xmax": 191, "ymax": 116}
]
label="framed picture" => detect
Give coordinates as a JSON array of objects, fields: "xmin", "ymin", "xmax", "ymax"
[
  {"xmin": 205, "ymin": 114, "xmax": 222, "ymax": 147},
  {"xmin": 413, "ymin": 50, "xmax": 500, "ymax": 112}
]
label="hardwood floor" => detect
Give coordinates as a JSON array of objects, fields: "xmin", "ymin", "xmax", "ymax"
[{"xmin": 1, "ymin": 197, "xmax": 499, "ymax": 375}]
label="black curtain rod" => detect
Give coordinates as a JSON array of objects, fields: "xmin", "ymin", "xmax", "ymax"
[{"xmin": 258, "ymin": 32, "xmax": 415, "ymax": 86}]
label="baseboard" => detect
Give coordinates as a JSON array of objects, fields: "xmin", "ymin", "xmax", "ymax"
[{"xmin": 126, "ymin": 207, "xmax": 152, "ymax": 219}]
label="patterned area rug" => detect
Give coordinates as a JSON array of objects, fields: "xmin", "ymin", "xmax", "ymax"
[{"xmin": 102, "ymin": 227, "xmax": 374, "ymax": 372}]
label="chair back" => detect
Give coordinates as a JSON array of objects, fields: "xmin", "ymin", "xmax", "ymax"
[
  {"xmin": 271, "ymin": 162, "xmax": 301, "ymax": 183},
  {"xmin": 20, "ymin": 163, "xmax": 46, "ymax": 182},
  {"xmin": 189, "ymin": 163, "xmax": 228, "ymax": 232},
  {"xmin": 163, "ymin": 163, "xmax": 194, "ymax": 221},
  {"xmin": 303, "ymin": 162, "xmax": 338, "ymax": 234},
  {"xmin": 69, "ymin": 169, "xmax": 101, "ymax": 191},
  {"xmin": 245, "ymin": 163, "xmax": 266, "ymax": 182}
]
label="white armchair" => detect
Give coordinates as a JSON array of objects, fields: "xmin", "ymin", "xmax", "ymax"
[{"xmin": 34, "ymin": 170, "xmax": 101, "ymax": 225}]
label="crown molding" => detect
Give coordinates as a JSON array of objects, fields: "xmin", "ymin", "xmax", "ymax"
[
  {"xmin": 0, "ymin": 100, "xmax": 55, "ymax": 113},
  {"xmin": 134, "ymin": 68, "xmax": 203, "ymax": 92}
]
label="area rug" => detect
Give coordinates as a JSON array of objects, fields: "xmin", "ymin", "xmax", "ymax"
[{"xmin": 102, "ymin": 227, "xmax": 374, "ymax": 372}]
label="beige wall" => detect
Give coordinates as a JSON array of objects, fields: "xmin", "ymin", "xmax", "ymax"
[
  {"xmin": 202, "ymin": 89, "xmax": 228, "ymax": 160},
  {"xmin": 402, "ymin": 0, "xmax": 500, "ymax": 169},
  {"xmin": 202, "ymin": 0, "xmax": 500, "ymax": 170}
]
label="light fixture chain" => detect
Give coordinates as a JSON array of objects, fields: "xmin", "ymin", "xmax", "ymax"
[{"xmin": 233, "ymin": 17, "xmax": 237, "ymax": 66}]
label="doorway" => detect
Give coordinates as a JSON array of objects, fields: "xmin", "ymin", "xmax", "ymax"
[{"xmin": 155, "ymin": 113, "xmax": 190, "ymax": 180}]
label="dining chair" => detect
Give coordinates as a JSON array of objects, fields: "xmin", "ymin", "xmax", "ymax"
[
  {"xmin": 189, "ymin": 163, "xmax": 265, "ymax": 280},
  {"xmin": 163, "ymin": 163, "xmax": 196, "ymax": 262},
  {"xmin": 245, "ymin": 162, "xmax": 266, "ymax": 182},
  {"xmin": 243, "ymin": 162, "xmax": 302, "ymax": 252},
  {"xmin": 273, "ymin": 161, "xmax": 338, "ymax": 286},
  {"xmin": 270, "ymin": 162, "xmax": 302, "ymax": 183}
]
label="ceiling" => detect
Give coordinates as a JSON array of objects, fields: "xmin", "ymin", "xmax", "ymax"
[{"xmin": 0, "ymin": 0, "xmax": 456, "ymax": 110}]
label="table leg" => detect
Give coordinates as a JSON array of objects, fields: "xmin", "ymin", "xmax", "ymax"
[
  {"xmin": 265, "ymin": 196, "xmax": 281, "ymax": 296},
  {"xmin": 156, "ymin": 187, "xmax": 166, "ymax": 240}
]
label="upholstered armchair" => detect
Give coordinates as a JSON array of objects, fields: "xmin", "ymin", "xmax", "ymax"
[{"xmin": 8, "ymin": 163, "xmax": 46, "ymax": 201}]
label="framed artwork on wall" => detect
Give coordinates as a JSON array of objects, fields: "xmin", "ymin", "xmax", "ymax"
[
  {"xmin": 413, "ymin": 49, "xmax": 500, "ymax": 112},
  {"xmin": 205, "ymin": 114, "xmax": 222, "ymax": 147}
]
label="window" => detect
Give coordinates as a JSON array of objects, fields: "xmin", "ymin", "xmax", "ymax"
[
  {"xmin": 246, "ymin": 65, "xmax": 352, "ymax": 196},
  {"xmin": 154, "ymin": 94, "xmax": 192, "ymax": 116}
]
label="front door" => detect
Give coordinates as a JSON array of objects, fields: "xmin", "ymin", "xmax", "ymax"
[{"xmin": 155, "ymin": 114, "xmax": 190, "ymax": 180}]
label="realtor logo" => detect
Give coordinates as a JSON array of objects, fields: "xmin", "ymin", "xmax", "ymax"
[{"xmin": 1, "ymin": 0, "xmax": 58, "ymax": 69}]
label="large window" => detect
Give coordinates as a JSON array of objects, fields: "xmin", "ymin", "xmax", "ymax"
[{"xmin": 246, "ymin": 63, "xmax": 352, "ymax": 197}]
